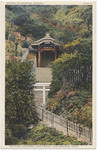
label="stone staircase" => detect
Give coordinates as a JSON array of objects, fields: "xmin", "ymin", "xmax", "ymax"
[
  {"xmin": 34, "ymin": 67, "xmax": 52, "ymax": 106},
  {"xmin": 35, "ymin": 67, "xmax": 52, "ymax": 83},
  {"xmin": 34, "ymin": 90, "xmax": 49, "ymax": 106}
]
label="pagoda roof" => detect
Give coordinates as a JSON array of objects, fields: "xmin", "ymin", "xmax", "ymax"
[{"xmin": 31, "ymin": 33, "xmax": 60, "ymax": 46}]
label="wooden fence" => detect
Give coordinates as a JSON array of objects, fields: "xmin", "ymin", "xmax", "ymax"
[
  {"xmin": 66, "ymin": 65, "xmax": 92, "ymax": 83},
  {"xmin": 34, "ymin": 106, "xmax": 92, "ymax": 145}
]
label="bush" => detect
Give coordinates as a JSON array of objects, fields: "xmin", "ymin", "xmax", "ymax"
[
  {"xmin": 5, "ymin": 59, "xmax": 38, "ymax": 142},
  {"xmin": 5, "ymin": 128, "xmax": 19, "ymax": 145},
  {"xmin": 5, "ymin": 136, "xmax": 19, "ymax": 145},
  {"xmin": 47, "ymin": 83, "xmax": 92, "ymax": 128},
  {"xmin": 5, "ymin": 40, "xmax": 16, "ymax": 52},
  {"xmin": 17, "ymin": 123, "xmax": 87, "ymax": 145}
]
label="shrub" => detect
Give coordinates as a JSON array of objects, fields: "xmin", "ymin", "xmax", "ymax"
[
  {"xmin": 17, "ymin": 123, "xmax": 87, "ymax": 145},
  {"xmin": 5, "ymin": 59, "xmax": 38, "ymax": 142}
]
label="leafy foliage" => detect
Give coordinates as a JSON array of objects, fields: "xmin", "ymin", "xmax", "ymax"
[
  {"xmin": 47, "ymin": 83, "xmax": 92, "ymax": 128},
  {"xmin": 46, "ymin": 7, "xmax": 92, "ymax": 128},
  {"xmin": 5, "ymin": 5, "xmax": 92, "ymax": 58},
  {"xmin": 18, "ymin": 123, "xmax": 87, "ymax": 145},
  {"xmin": 5, "ymin": 60, "xmax": 38, "ymax": 144},
  {"xmin": 49, "ymin": 48, "xmax": 91, "ymax": 98},
  {"xmin": 5, "ymin": 5, "xmax": 92, "ymax": 41}
]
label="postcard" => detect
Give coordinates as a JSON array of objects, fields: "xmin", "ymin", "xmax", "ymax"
[{"xmin": 1, "ymin": 0, "xmax": 96, "ymax": 149}]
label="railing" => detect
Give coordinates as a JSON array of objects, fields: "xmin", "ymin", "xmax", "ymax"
[{"xmin": 34, "ymin": 105, "xmax": 92, "ymax": 145}]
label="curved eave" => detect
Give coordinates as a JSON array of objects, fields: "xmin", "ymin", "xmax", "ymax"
[{"xmin": 31, "ymin": 38, "xmax": 60, "ymax": 46}]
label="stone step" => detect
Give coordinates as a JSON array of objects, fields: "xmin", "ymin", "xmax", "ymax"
[
  {"xmin": 34, "ymin": 91, "xmax": 49, "ymax": 106},
  {"xmin": 35, "ymin": 67, "xmax": 52, "ymax": 83}
]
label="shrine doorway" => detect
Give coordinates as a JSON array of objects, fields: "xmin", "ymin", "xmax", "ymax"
[{"xmin": 40, "ymin": 51, "xmax": 55, "ymax": 67}]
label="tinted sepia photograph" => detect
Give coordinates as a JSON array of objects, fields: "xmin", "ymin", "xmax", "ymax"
[{"xmin": 1, "ymin": 1, "xmax": 96, "ymax": 148}]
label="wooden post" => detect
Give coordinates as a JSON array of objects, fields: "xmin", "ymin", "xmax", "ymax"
[
  {"xmin": 38, "ymin": 50, "xmax": 40, "ymax": 67},
  {"xmin": 55, "ymin": 51, "xmax": 57, "ymax": 60}
]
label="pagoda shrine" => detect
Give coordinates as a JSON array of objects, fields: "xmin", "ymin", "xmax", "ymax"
[{"xmin": 22, "ymin": 33, "xmax": 61, "ymax": 67}]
